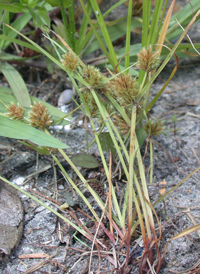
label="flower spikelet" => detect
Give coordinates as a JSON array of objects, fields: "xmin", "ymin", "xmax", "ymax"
[
  {"xmin": 113, "ymin": 114, "xmax": 130, "ymax": 135},
  {"xmin": 137, "ymin": 45, "xmax": 160, "ymax": 72},
  {"xmin": 106, "ymin": 74, "xmax": 139, "ymax": 107},
  {"xmin": 81, "ymin": 65, "xmax": 104, "ymax": 89},
  {"xmin": 143, "ymin": 119, "xmax": 165, "ymax": 137},
  {"xmin": 28, "ymin": 102, "xmax": 52, "ymax": 129},
  {"xmin": 62, "ymin": 51, "xmax": 79, "ymax": 72},
  {"xmin": 6, "ymin": 102, "xmax": 24, "ymax": 120},
  {"xmin": 81, "ymin": 90, "xmax": 98, "ymax": 116}
]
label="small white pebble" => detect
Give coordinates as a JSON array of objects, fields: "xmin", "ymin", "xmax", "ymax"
[
  {"xmin": 58, "ymin": 185, "xmax": 64, "ymax": 190},
  {"xmin": 12, "ymin": 176, "xmax": 24, "ymax": 185},
  {"xmin": 58, "ymin": 89, "xmax": 73, "ymax": 106}
]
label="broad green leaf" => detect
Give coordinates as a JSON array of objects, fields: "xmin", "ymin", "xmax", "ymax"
[
  {"xmin": 28, "ymin": 0, "xmax": 39, "ymax": 9},
  {"xmin": 44, "ymin": 0, "xmax": 69, "ymax": 8},
  {"xmin": 0, "ymin": 116, "xmax": 68, "ymax": 148},
  {"xmin": 1, "ymin": 1, "xmax": 52, "ymax": 50},
  {"xmin": 20, "ymin": 0, "xmax": 38, "ymax": 8},
  {"xmin": 71, "ymin": 153, "xmax": 100, "ymax": 169},
  {"xmin": 99, "ymin": 132, "xmax": 115, "ymax": 154},
  {"xmin": 2, "ymin": 13, "xmax": 32, "ymax": 50},
  {"xmin": 0, "ymin": 3, "xmax": 28, "ymax": 13},
  {"xmin": 0, "ymin": 86, "xmax": 72, "ymax": 126},
  {"xmin": 29, "ymin": 7, "xmax": 50, "ymax": 28},
  {"xmin": 0, "ymin": 62, "xmax": 31, "ymax": 107}
]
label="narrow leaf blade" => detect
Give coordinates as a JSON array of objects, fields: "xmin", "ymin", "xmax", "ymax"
[
  {"xmin": 0, "ymin": 62, "xmax": 31, "ymax": 107},
  {"xmin": 0, "ymin": 116, "xmax": 68, "ymax": 148}
]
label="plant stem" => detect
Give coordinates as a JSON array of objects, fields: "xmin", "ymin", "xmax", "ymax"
[
  {"xmin": 126, "ymin": 105, "xmax": 136, "ymax": 262},
  {"xmin": 149, "ymin": 138, "xmax": 153, "ymax": 184},
  {"xmin": 124, "ymin": 0, "xmax": 133, "ymax": 73}
]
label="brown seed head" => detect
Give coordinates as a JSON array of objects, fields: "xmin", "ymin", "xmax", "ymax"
[
  {"xmin": 107, "ymin": 74, "xmax": 139, "ymax": 107},
  {"xmin": 113, "ymin": 114, "xmax": 130, "ymax": 135},
  {"xmin": 137, "ymin": 45, "xmax": 160, "ymax": 72},
  {"xmin": 62, "ymin": 51, "xmax": 79, "ymax": 72},
  {"xmin": 28, "ymin": 102, "xmax": 52, "ymax": 129},
  {"xmin": 143, "ymin": 119, "xmax": 165, "ymax": 137},
  {"xmin": 6, "ymin": 102, "xmax": 25, "ymax": 120},
  {"xmin": 81, "ymin": 65, "xmax": 104, "ymax": 89},
  {"xmin": 81, "ymin": 90, "xmax": 98, "ymax": 117}
]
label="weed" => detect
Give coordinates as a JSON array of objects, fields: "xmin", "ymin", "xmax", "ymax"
[{"xmin": 1, "ymin": 1, "xmax": 200, "ymax": 273}]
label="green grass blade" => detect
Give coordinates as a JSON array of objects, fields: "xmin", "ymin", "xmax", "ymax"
[
  {"xmin": 29, "ymin": 6, "xmax": 50, "ymax": 28},
  {"xmin": 79, "ymin": 0, "xmax": 115, "ymax": 68},
  {"xmin": 103, "ymin": 0, "xmax": 128, "ymax": 17},
  {"xmin": 2, "ymin": 13, "xmax": 32, "ymax": 50},
  {"xmin": 0, "ymin": 10, "xmax": 9, "ymax": 49},
  {"xmin": 105, "ymin": 93, "xmax": 131, "ymax": 126},
  {"xmin": 138, "ymin": 0, "xmax": 151, "ymax": 83},
  {"xmin": 0, "ymin": 3, "xmax": 28, "ymax": 13},
  {"xmin": 59, "ymin": 0, "xmax": 71, "ymax": 47},
  {"xmin": 0, "ymin": 61, "xmax": 31, "ymax": 107},
  {"xmin": 0, "ymin": 116, "xmax": 68, "ymax": 148},
  {"xmin": 147, "ymin": 0, "xmax": 165, "ymax": 45},
  {"xmin": 89, "ymin": 0, "xmax": 118, "ymax": 69},
  {"xmin": 82, "ymin": 0, "xmax": 135, "ymax": 55},
  {"xmin": 75, "ymin": 1, "xmax": 92, "ymax": 55},
  {"xmin": 3, "ymin": 24, "xmax": 69, "ymax": 72},
  {"xmin": 0, "ymin": 35, "xmax": 41, "ymax": 53},
  {"xmin": 124, "ymin": 0, "xmax": 132, "ymax": 73},
  {"xmin": 67, "ymin": 0, "xmax": 76, "ymax": 50},
  {"xmin": 141, "ymin": 0, "xmax": 151, "ymax": 47}
]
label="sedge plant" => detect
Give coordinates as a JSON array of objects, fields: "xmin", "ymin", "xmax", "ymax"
[{"xmin": 1, "ymin": 0, "xmax": 200, "ymax": 273}]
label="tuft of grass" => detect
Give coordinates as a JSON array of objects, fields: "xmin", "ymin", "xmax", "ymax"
[{"xmin": 1, "ymin": 0, "xmax": 200, "ymax": 272}]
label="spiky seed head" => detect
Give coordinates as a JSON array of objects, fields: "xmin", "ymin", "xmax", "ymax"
[
  {"xmin": 143, "ymin": 119, "xmax": 165, "ymax": 137},
  {"xmin": 137, "ymin": 45, "xmax": 160, "ymax": 72},
  {"xmin": 62, "ymin": 51, "xmax": 79, "ymax": 72},
  {"xmin": 28, "ymin": 102, "xmax": 52, "ymax": 129},
  {"xmin": 6, "ymin": 102, "xmax": 25, "ymax": 120},
  {"xmin": 106, "ymin": 74, "xmax": 140, "ymax": 107},
  {"xmin": 81, "ymin": 65, "xmax": 104, "ymax": 89},
  {"xmin": 113, "ymin": 114, "xmax": 130, "ymax": 135},
  {"xmin": 81, "ymin": 90, "xmax": 98, "ymax": 117}
]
